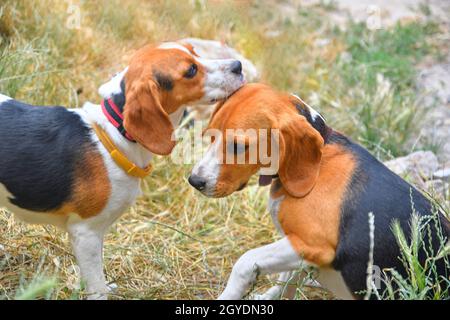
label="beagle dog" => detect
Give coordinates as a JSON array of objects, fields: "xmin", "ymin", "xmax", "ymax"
[
  {"xmin": 0, "ymin": 41, "xmax": 244, "ymax": 299},
  {"xmin": 189, "ymin": 83, "xmax": 450, "ymax": 300}
]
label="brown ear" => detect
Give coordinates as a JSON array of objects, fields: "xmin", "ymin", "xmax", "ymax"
[
  {"xmin": 123, "ymin": 79, "xmax": 175, "ymax": 155},
  {"xmin": 278, "ymin": 115, "xmax": 324, "ymax": 197}
]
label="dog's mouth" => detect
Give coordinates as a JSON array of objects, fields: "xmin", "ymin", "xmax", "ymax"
[
  {"xmin": 208, "ymin": 174, "xmax": 275, "ymax": 198},
  {"xmin": 237, "ymin": 182, "xmax": 248, "ymax": 191}
]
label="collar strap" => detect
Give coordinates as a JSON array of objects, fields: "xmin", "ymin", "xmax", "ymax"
[
  {"xmin": 92, "ymin": 123, "xmax": 152, "ymax": 179},
  {"xmin": 101, "ymin": 98, "xmax": 135, "ymax": 142}
]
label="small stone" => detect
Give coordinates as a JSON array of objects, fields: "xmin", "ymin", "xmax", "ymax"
[
  {"xmin": 384, "ymin": 151, "xmax": 439, "ymax": 180},
  {"xmin": 434, "ymin": 167, "xmax": 450, "ymax": 181},
  {"xmin": 108, "ymin": 282, "xmax": 118, "ymax": 292},
  {"xmin": 314, "ymin": 38, "xmax": 331, "ymax": 47}
]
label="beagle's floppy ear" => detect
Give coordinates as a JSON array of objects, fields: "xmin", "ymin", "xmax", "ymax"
[
  {"xmin": 278, "ymin": 115, "xmax": 324, "ymax": 197},
  {"xmin": 123, "ymin": 79, "xmax": 175, "ymax": 155}
]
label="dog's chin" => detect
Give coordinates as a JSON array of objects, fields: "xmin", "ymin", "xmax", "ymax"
[
  {"xmin": 208, "ymin": 88, "xmax": 243, "ymax": 104},
  {"xmin": 208, "ymin": 78, "xmax": 246, "ymax": 103},
  {"xmin": 201, "ymin": 187, "xmax": 240, "ymax": 199},
  {"xmin": 200, "ymin": 180, "xmax": 249, "ymax": 198}
]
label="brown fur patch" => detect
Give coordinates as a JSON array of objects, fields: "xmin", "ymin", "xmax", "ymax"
[
  {"xmin": 123, "ymin": 43, "xmax": 206, "ymax": 154},
  {"xmin": 52, "ymin": 147, "xmax": 110, "ymax": 218},
  {"xmin": 273, "ymin": 143, "xmax": 356, "ymax": 266}
]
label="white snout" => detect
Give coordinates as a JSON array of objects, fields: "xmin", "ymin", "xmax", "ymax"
[
  {"xmin": 197, "ymin": 58, "xmax": 245, "ymax": 104},
  {"xmin": 190, "ymin": 137, "xmax": 222, "ymax": 196}
]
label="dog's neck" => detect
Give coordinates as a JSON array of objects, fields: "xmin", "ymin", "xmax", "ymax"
[
  {"xmin": 76, "ymin": 102, "xmax": 185, "ymax": 169},
  {"xmin": 77, "ymin": 102, "xmax": 153, "ymax": 168},
  {"xmin": 291, "ymin": 94, "xmax": 332, "ymax": 143},
  {"xmin": 100, "ymin": 80, "xmax": 136, "ymax": 142}
]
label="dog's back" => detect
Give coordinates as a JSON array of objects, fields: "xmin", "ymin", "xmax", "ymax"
[
  {"xmin": 331, "ymin": 132, "xmax": 450, "ymax": 298},
  {"xmin": 0, "ymin": 95, "xmax": 96, "ymax": 213}
]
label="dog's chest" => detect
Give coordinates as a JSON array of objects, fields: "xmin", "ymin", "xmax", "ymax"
[{"xmin": 268, "ymin": 194, "xmax": 285, "ymax": 235}]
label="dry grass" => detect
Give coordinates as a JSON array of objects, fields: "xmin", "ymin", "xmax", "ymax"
[{"xmin": 0, "ymin": 0, "xmax": 447, "ymax": 299}]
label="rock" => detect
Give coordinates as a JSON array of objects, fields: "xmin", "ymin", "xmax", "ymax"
[
  {"xmin": 300, "ymin": 0, "xmax": 450, "ymax": 29},
  {"xmin": 181, "ymin": 38, "xmax": 259, "ymax": 121},
  {"xmin": 384, "ymin": 151, "xmax": 439, "ymax": 185},
  {"xmin": 418, "ymin": 59, "xmax": 450, "ymax": 106},
  {"xmin": 424, "ymin": 179, "xmax": 448, "ymax": 198},
  {"xmin": 415, "ymin": 55, "xmax": 450, "ymax": 163},
  {"xmin": 434, "ymin": 166, "xmax": 450, "ymax": 182}
]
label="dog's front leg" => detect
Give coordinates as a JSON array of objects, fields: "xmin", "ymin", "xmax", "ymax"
[
  {"xmin": 218, "ymin": 237, "xmax": 309, "ymax": 300},
  {"xmin": 67, "ymin": 219, "xmax": 108, "ymax": 300},
  {"xmin": 250, "ymin": 271, "xmax": 295, "ymax": 300}
]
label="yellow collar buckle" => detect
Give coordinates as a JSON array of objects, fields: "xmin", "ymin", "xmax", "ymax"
[{"xmin": 92, "ymin": 124, "xmax": 152, "ymax": 179}]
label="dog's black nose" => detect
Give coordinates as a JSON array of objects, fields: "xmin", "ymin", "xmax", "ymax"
[
  {"xmin": 230, "ymin": 60, "xmax": 242, "ymax": 75},
  {"xmin": 188, "ymin": 175, "xmax": 206, "ymax": 191}
]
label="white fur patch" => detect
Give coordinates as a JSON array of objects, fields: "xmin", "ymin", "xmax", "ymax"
[
  {"xmin": 98, "ymin": 67, "xmax": 128, "ymax": 99},
  {"xmin": 191, "ymin": 136, "xmax": 221, "ymax": 196},
  {"xmin": 158, "ymin": 42, "xmax": 191, "ymax": 55},
  {"xmin": 268, "ymin": 194, "xmax": 284, "ymax": 235},
  {"xmin": 0, "ymin": 93, "xmax": 12, "ymax": 104},
  {"xmin": 196, "ymin": 58, "xmax": 245, "ymax": 104},
  {"xmin": 291, "ymin": 93, "xmax": 324, "ymax": 122}
]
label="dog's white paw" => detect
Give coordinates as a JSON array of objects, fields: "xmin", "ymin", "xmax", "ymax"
[
  {"xmin": 249, "ymin": 291, "xmax": 279, "ymax": 300},
  {"xmin": 87, "ymin": 292, "xmax": 108, "ymax": 300},
  {"xmin": 249, "ymin": 293, "xmax": 270, "ymax": 300}
]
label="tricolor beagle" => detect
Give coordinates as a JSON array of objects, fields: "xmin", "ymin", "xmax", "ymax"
[
  {"xmin": 0, "ymin": 41, "xmax": 245, "ymax": 299},
  {"xmin": 189, "ymin": 83, "xmax": 450, "ymax": 300}
]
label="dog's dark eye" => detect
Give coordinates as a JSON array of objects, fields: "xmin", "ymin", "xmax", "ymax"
[{"xmin": 184, "ymin": 64, "xmax": 198, "ymax": 79}]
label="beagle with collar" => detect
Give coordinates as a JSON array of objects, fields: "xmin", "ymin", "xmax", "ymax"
[
  {"xmin": 189, "ymin": 83, "xmax": 450, "ymax": 300},
  {"xmin": 0, "ymin": 40, "xmax": 244, "ymax": 299}
]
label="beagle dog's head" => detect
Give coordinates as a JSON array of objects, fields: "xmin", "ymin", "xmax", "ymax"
[
  {"xmin": 189, "ymin": 83, "xmax": 327, "ymax": 198},
  {"xmin": 98, "ymin": 40, "xmax": 245, "ymax": 155}
]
